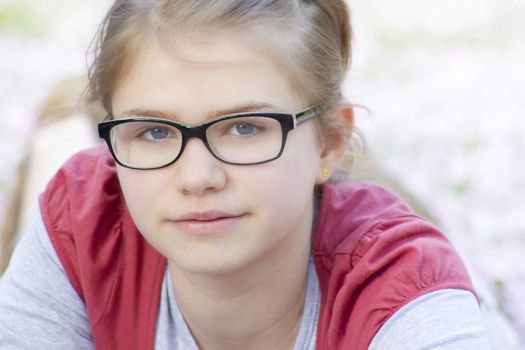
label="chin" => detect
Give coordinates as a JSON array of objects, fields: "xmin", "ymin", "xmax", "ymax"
[
  {"xmin": 167, "ymin": 244, "xmax": 268, "ymax": 278},
  {"xmin": 172, "ymin": 258, "xmax": 249, "ymax": 277}
]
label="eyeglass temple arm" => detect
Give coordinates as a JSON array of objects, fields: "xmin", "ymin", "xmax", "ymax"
[{"xmin": 293, "ymin": 106, "xmax": 322, "ymax": 128}]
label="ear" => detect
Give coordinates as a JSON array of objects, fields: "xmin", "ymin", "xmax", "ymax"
[{"xmin": 315, "ymin": 106, "xmax": 354, "ymax": 184}]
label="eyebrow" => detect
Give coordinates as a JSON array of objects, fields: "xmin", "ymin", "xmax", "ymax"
[{"xmin": 118, "ymin": 102, "xmax": 275, "ymax": 121}]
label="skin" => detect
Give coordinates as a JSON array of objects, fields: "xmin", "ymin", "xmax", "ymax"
[{"xmin": 112, "ymin": 30, "xmax": 350, "ymax": 350}]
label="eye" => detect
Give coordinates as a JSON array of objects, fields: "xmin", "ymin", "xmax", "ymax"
[
  {"xmin": 228, "ymin": 123, "xmax": 260, "ymax": 136},
  {"xmin": 139, "ymin": 126, "xmax": 174, "ymax": 140},
  {"xmin": 222, "ymin": 118, "xmax": 269, "ymax": 137}
]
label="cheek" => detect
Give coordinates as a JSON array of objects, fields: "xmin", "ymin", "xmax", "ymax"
[
  {"xmin": 243, "ymin": 167, "xmax": 316, "ymax": 254},
  {"xmin": 246, "ymin": 134, "xmax": 320, "ymax": 224},
  {"xmin": 116, "ymin": 168, "xmax": 170, "ymax": 230}
]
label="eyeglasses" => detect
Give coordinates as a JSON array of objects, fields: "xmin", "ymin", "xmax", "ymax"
[{"xmin": 98, "ymin": 106, "xmax": 321, "ymax": 170}]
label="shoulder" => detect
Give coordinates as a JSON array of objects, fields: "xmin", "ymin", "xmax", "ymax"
[
  {"xmin": 39, "ymin": 144, "xmax": 123, "ymax": 237},
  {"xmin": 312, "ymin": 181, "xmax": 476, "ymax": 349},
  {"xmin": 0, "ymin": 212, "xmax": 94, "ymax": 348},
  {"xmin": 313, "ymin": 181, "xmax": 474, "ymax": 294},
  {"xmin": 39, "ymin": 144, "xmax": 120, "ymax": 212},
  {"xmin": 313, "ymin": 181, "xmax": 442, "ymax": 258},
  {"xmin": 36, "ymin": 145, "xmax": 166, "ymax": 347},
  {"xmin": 38, "ymin": 145, "xmax": 126, "ymax": 299},
  {"xmin": 369, "ymin": 289, "xmax": 489, "ymax": 349},
  {"xmin": 313, "ymin": 181, "xmax": 416, "ymax": 252}
]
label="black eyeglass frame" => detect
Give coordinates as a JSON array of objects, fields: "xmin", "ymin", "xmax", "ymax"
[{"xmin": 98, "ymin": 106, "xmax": 321, "ymax": 170}]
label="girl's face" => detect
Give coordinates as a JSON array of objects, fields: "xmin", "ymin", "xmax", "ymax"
[{"xmin": 112, "ymin": 32, "xmax": 327, "ymax": 276}]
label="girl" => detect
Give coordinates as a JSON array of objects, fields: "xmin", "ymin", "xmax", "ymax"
[{"xmin": 0, "ymin": 1, "xmax": 489, "ymax": 349}]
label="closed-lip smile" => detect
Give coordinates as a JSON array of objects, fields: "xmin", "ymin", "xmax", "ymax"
[
  {"xmin": 170, "ymin": 211, "xmax": 246, "ymax": 235},
  {"xmin": 175, "ymin": 211, "xmax": 243, "ymax": 221}
]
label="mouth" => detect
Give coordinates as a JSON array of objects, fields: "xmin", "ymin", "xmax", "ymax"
[
  {"xmin": 169, "ymin": 211, "xmax": 246, "ymax": 235},
  {"xmin": 175, "ymin": 211, "xmax": 242, "ymax": 221}
]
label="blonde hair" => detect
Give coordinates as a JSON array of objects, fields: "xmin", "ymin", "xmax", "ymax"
[{"xmin": 87, "ymin": 0, "xmax": 356, "ymax": 171}]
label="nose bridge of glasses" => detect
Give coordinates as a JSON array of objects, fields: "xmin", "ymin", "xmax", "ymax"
[
  {"xmin": 183, "ymin": 123, "xmax": 210, "ymax": 143},
  {"xmin": 177, "ymin": 123, "xmax": 218, "ymax": 161}
]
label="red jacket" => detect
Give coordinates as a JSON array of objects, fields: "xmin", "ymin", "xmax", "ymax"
[{"xmin": 39, "ymin": 145, "xmax": 475, "ymax": 349}]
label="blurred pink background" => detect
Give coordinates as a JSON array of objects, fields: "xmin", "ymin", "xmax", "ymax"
[{"xmin": 1, "ymin": 0, "xmax": 524, "ymax": 347}]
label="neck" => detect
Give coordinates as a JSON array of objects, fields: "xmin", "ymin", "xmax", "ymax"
[{"xmin": 168, "ymin": 230, "xmax": 312, "ymax": 350}]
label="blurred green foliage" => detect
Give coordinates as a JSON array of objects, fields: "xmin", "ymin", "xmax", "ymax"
[
  {"xmin": 0, "ymin": 4, "xmax": 48, "ymax": 37},
  {"xmin": 452, "ymin": 181, "xmax": 470, "ymax": 196},
  {"xmin": 373, "ymin": 25, "xmax": 500, "ymax": 54},
  {"xmin": 494, "ymin": 279, "xmax": 505, "ymax": 290}
]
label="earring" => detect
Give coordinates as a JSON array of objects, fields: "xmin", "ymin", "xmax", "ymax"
[{"xmin": 321, "ymin": 167, "xmax": 330, "ymax": 177}]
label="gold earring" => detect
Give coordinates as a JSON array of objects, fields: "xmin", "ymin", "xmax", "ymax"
[{"xmin": 321, "ymin": 167, "xmax": 330, "ymax": 177}]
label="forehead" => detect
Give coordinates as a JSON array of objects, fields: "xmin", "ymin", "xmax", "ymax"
[{"xmin": 111, "ymin": 30, "xmax": 307, "ymax": 121}]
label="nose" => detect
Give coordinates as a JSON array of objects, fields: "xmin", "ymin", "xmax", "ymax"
[{"xmin": 172, "ymin": 138, "xmax": 227, "ymax": 196}]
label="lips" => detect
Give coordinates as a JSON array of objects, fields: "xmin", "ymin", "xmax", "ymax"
[
  {"xmin": 170, "ymin": 211, "xmax": 245, "ymax": 235},
  {"xmin": 174, "ymin": 211, "xmax": 241, "ymax": 222}
]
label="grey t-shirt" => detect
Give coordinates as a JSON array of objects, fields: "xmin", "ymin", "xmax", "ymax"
[{"xmin": 0, "ymin": 211, "xmax": 490, "ymax": 349}]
